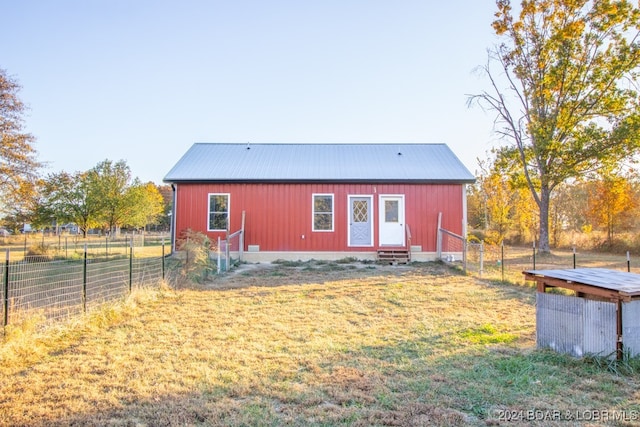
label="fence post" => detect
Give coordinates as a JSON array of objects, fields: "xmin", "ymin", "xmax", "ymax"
[
  {"xmin": 217, "ymin": 236, "xmax": 221, "ymax": 274},
  {"xmin": 240, "ymin": 210, "xmax": 246, "ymax": 262},
  {"xmin": 532, "ymin": 241, "xmax": 536, "ymax": 270},
  {"xmin": 627, "ymin": 251, "xmax": 631, "ymax": 273},
  {"xmin": 129, "ymin": 237, "xmax": 133, "ymax": 293},
  {"xmin": 462, "ymin": 240, "xmax": 467, "ymax": 273},
  {"xmin": 501, "ymin": 242, "xmax": 505, "ymax": 282},
  {"xmin": 161, "ymin": 238, "xmax": 165, "ymax": 280},
  {"xmin": 83, "ymin": 243, "xmax": 87, "ymax": 314},
  {"xmin": 3, "ymin": 249, "xmax": 9, "ymax": 329},
  {"xmin": 573, "ymin": 247, "xmax": 576, "ymax": 269},
  {"xmin": 479, "ymin": 241, "xmax": 484, "ymax": 278}
]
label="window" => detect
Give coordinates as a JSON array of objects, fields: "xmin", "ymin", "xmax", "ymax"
[
  {"xmin": 208, "ymin": 193, "xmax": 229, "ymax": 231},
  {"xmin": 313, "ymin": 194, "xmax": 334, "ymax": 231},
  {"xmin": 385, "ymin": 200, "xmax": 399, "ymax": 222}
]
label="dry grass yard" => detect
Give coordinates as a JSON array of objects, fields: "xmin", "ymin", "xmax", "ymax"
[{"xmin": 1, "ymin": 260, "xmax": 640, "ymax": 426}]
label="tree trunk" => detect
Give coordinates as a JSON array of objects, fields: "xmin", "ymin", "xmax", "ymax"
[{"xmin": 538, "ymin": 187, "xmax": 551, "ymax": 253}]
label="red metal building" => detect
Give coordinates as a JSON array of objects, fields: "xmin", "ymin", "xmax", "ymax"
[{"xmin": 164, "ymin": 143, "xmax": 475, "ymax": 262}]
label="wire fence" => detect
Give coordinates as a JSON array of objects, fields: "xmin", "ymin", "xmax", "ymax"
[
  {"xmin": 452, "ymin": 241, "xmax": 639, "ymax": 284},
  {"xmin": 437, "ymin": 228, "xmax": 466, "ymax": 264},
  {"xmin": 0, "ymin": 233, "xmax": 168, "ymax": 261},
  {"xmin": 1, "ymin": 246, "xmax": 177, "ymax": 328},
  {"xmin": 216, "ymin": 230, "xmax": 244, "ymax": 273},
  {"xmin": 437, "ymin": 224, "xmax": 640, "ymax": 283}
]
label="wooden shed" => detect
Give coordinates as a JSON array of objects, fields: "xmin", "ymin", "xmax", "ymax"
[
  {"xmin": 163, "ymin": 143, "xmax": 475, "ymax": 262},
  {"xmin": 524, "ymin": 268, "xmax": 640, "ymax": 359}
]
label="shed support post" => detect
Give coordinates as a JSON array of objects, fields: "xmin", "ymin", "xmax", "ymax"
[{"xmin": 617, "ymin": 300, "xmax": 623, "ymax": 360}]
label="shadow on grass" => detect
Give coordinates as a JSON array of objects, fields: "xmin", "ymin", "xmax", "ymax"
[{"xmin": 33, "ymin": 344, "xmax": 640, "ymax": 427}]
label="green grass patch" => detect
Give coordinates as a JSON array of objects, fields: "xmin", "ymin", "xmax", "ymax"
[{"xmin": 458, "ymin": 323, "xmax": 518, "ymax": 345}]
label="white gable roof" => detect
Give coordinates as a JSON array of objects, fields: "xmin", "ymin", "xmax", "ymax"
[{"xmin": 164, "ymin": 143, "xmax": 475, "ymax": 183}]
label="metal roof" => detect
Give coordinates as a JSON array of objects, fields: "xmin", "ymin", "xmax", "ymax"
[{"xmin": 163, "ymin": 143, "xmax": 476, "ymax": 183}]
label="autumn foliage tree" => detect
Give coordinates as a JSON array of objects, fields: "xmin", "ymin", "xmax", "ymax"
[
  {"xmin": 34, "ymin": 161, "xmax": 166, "ymax": 236},
  {"xmin": 585, "ymin": 169, "xmax": 638, "ymax": 247},
  {"xmin": 0, "ymin": 68, "xmax": 41, "ymax": 216},
  {"xmin": 468, "ymin": 154, "xmax": 537, "ymax": 244},
  {"xmin": 469, "ymin": 159, "xmax": 516, "ymax": 244},
  {"xmin": 470, "ymin": 0, "xmax": 640, "ymax": 253},
  {"xmin": 124, "ymin": 181, "xmax": 165, "ymax": 231}
]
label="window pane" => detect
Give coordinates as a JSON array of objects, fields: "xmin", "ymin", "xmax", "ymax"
[
  {"xmin": 210, "ymin": 213, "xmax": 228, "ymax": 230},
  {"xmin": 314, "ymin": 195, "xmax": 332, "ymax": 213},
  {"xmin": 210, "ymin": 195, "xmax": 228, "ymax": 211},
  {"xmin": 353, "ymin": 200, "xmax": 368, "ymax": 223},
  {"xmin": 385, "ymin": 200, "xmax": 399, "ymax": 222},
  {"xmin": 314, "ymin": 213, "xmax": 332, "ymax": 230}
]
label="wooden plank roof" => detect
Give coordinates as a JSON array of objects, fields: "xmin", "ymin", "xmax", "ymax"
[
  {"xmin": 523, "ymin": 268, "xmax": 640, "ymax": 300},
  {"xmin": 163, "ymin": 143, "xmax": 476, "ymax": 183}
]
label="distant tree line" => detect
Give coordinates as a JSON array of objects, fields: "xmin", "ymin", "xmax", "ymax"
[
  {"xmin": 30, "ymin": 159, "xmax": 170, "ymax": 236},
  {"xmin": 468, "ymin": 150, "xmax": 639, "ymax": 251},
  {"xmin": 0, "ymin": 68, "xmax": 171, "ymax": 236}
]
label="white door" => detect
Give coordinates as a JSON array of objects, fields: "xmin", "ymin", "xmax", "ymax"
[
  {"xmin": 348, "ymin": 196, "xmax": 373, "ymax": 246},
  {"xmin": 379, "ymin": 195, "xmax": 405, "ymax": 246}
]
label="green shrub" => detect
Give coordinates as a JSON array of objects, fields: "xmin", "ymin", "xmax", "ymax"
[
  {"xmin": 176, "ymin": 229, "xmax": 214, "ymax": 283},
  {"xmin": 25, "ymin": 243, "xmax": 52, "ymax": 263}
]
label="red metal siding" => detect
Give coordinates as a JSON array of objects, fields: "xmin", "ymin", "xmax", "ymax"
[{"xmin": 174, "ymin": 183, "xmax": 465, "ymax": 252}]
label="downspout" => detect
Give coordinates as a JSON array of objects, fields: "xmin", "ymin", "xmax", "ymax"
[
  {"xmin": 462, "ymin": 183, "xmax": 468, "ymax": 239},
  {"xmin": 462, "ymin": 184, "xmax": 469, "ymax": 270},
  {"xmin": 171, "ymin": 183, "xmax": 177, "ymax": 252}
]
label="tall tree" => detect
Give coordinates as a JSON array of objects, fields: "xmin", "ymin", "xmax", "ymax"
[
  {"xmin": 0, "ymin": 68, "xmax": 41, "ymax": 214},
  {"xmin": 470, "ymin": 153, "xmax": 538, "ymax": 244},
  {"xmin": 157, "ymin": 184, "xmax": 173, "ymax": 231},
  {"xmin": 124, "ymin": 181, "xmax": 165, "ymax": 231},
  {"xmin": 470, "ymin": 158, "xmax": 517, "ymax": 244},
  {"xmin": 586, "ymin": 169, "xmax": 637, "ymax": 246},
  {"xmin": 88, "ymin": 159, "xmax": 132, "ymax": 235},
  {"xmin": 469, "ymin": 0, "xmax": 640, "ymax": 252},
  {"xmin": 36, "ymin": 171, "xmax": 102, "ymax": 237}
]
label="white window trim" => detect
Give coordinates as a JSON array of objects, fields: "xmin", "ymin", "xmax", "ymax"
[
  {"xmin": 207, "ymin": 193, "xmax": 230, "ymax": 232},
  {"xmin": 312, "ymin": 193, "xmax": 334, "ymax": 232}
]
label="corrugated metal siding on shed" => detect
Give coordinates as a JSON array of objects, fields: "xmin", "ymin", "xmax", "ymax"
[
  {"xmin": 537, "ymin": 293, "xmax": 586, "ymax": 357},
  {"xmin": 537, "ymin": 293, "xmax": 617, "ymax": 358},
  {"xmin": 623, "ymin": 300, "xmax": 640, "ymax": 357},
  {"xmin": 583, "ymin": 300, "xmax": 617, "ymax": 356}
]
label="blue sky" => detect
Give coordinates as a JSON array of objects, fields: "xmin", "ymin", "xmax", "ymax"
[{"xmin": 2, "ymin": 1, "xmax": 501, "ymax": 184}]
